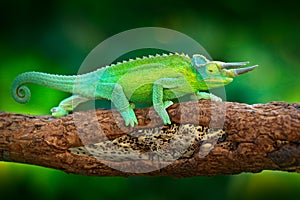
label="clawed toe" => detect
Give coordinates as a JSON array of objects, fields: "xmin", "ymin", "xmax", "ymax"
[
  {"xmin": 120, "ymin": 108, "xmax": 138, "ymax": 127},
  {"xmin": 51, "ymin": 106, "xmax": 68, "ymax": 117}
]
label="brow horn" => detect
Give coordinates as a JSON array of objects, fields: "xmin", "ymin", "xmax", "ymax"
[{"xmin": 221, "ymin": 62, "xmax": 249, "ymax": 69}]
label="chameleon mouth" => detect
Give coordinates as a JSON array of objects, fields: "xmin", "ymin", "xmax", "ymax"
[{"xmin": 204, "ymin": 77, "xmax": 233, "ymax": 86}]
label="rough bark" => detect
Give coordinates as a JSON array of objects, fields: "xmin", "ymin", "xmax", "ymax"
[{"xmin": 1, "ymin": 100, "xmax": 300, "ymax": 177}]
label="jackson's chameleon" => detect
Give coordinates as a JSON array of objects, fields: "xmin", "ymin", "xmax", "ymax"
[{"xmin": 11, "ymin": 53, "xmax": 257, "ymax": 127}]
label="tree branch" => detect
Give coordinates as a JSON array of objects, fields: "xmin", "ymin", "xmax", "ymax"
[{"xmin": 1, "ymin": 100, "xmax": 300, "ymax": 177}]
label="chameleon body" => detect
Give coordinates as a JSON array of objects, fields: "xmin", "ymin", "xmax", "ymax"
[{"xmin": 12, "ymin": 53, "xmax": 257, "ymax": 126}]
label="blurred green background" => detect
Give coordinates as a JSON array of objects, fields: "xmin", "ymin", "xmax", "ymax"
[{"xmin": 1, "ymin": 0, "xmax": 300, "ymax": 199}]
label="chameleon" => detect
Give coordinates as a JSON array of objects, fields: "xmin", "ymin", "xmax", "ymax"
[{"xmin": 11, "ymin": 53, "xmax": 257, "ymax": 127}]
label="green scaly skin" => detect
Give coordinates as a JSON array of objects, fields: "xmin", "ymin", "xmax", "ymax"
[{"xmin": 11, "ymin": 53, "xmax": 258, "ymax": 127}]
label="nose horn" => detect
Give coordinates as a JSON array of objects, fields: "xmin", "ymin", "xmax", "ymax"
[
  {"xmin": 221, "ymin": 61, "xmax": 249, "ymax": 69},
  {"xmin": 233, "ymin": 65, "xmax": 258, "ymax": 76}
]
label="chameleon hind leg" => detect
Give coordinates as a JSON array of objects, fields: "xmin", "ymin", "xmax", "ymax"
[
  {"xmin": 153, "ymin": 77, "xmax": 185, "ymax": 125},
  {"xmin": 51, "ymin": 94, "xmax": 90, "ymax": 117},
  {"xmin": 95, "ymin": 82, "xmax": 137, "ymax": 127}
]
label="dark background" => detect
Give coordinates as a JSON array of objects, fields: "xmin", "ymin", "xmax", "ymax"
[{"xmin": 1, "ymin": 0, "xmax": 300, "ymax": 199}]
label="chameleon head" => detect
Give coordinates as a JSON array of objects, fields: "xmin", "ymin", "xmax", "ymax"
[{"xmin": 192, "ymin": 54, "xmax": 258, "ymax": 89}]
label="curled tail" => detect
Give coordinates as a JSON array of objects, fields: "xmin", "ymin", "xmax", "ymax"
[{"xmin": 11, "ymin": 72, "xmax": 78, "ymax": 104}]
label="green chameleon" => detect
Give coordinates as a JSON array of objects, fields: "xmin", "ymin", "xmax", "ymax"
[{"xmin": 11, "ymin": 53, "xmax": 257, "ymax": 127}]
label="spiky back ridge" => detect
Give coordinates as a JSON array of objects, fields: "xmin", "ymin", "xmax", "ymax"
[
  {"xmin": 108, "ymin": 52, "xmax": 190, "ymax": 67},
  {"xmin": 98, "ymin": 52, "xmax": 192, "ymax": 82},
  {"xmin": 78, "ymin": 53, "xmax": 191, "ymax": 78}
]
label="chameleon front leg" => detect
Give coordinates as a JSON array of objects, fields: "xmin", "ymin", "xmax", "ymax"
[
  {"xmin": 95, "ymin": 82, "xmax": 137, "ymax": 127},
  {"xmin": 51, "ymin": 94, "xmax": 90, "ymax": 117},
  {"xmin": 153, "ymin": 77, "xmax": 185, "ymax": 125}
]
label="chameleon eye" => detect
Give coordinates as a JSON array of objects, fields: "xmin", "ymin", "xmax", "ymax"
[{"xmin": 206, "ymin": 64, "xmax": 219, "ymax": 75}]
